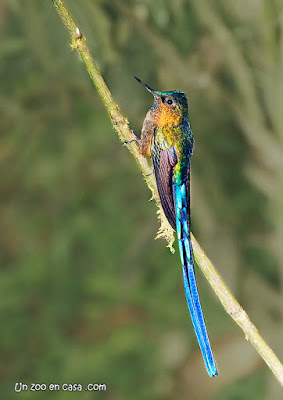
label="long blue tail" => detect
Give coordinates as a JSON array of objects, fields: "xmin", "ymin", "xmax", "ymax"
[{"xmin": 174, "ymin": 182, "xmax": 218, "ymax": 377}]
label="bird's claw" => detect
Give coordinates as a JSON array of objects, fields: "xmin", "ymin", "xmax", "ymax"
[
  {"xmin": 124, "ymin": 130, "xmax": 141, "ymax": 145},
  {"xmin": 145, "ymin": 167, "xmax": 154, "ymax": 177}
]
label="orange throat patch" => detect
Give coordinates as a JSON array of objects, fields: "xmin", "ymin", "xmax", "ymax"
[{"xmin": 156, "ymin": 104, "xmax": 182, "ymax": 127}]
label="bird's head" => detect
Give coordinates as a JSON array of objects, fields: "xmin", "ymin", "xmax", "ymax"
[{"xmin": 134, "ymin": 76, "xmax": 188, "ymax": 127}]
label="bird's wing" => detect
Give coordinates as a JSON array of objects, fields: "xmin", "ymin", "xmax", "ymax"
[{"xmin": 150, "ymin": 127, "xmax": 178, "ymax": 230}]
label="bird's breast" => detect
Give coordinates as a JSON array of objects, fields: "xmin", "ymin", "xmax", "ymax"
[{"xmin": 157, "ymin": 107, "xmax": 182, "ymax": 128}]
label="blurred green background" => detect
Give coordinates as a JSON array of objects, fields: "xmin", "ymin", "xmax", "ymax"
[{"xmin": 1, "ymin": 1, "xmax": 283, "ymax": 399}]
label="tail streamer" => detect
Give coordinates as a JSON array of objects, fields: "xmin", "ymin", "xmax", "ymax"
[{"xmin": 174, "ymin": 182, "xmax": 218, "ymax": 377}]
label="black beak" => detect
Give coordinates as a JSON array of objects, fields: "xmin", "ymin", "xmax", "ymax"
[{"xmin": 134, "ymin": 76, "xmax": 159, "ymax": 98}]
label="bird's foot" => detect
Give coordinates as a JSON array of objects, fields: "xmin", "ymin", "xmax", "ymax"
[
  {"xmin": 124, "ymin": 130, "xmax": 141, "ymax": 145},
  {"xmin": 145, "ymin": 167, "xmax": 154, "ymax": 177}
]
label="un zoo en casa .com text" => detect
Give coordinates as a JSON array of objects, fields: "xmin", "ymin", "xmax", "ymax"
[{"xmin": 14, "ymin": 382, "xmax": 107, "ymax": 392}]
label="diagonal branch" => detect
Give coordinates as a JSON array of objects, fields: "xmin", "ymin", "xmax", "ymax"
[{"xmin": 51, "ymin": 0, "xmax": 283, "ymax": 385}]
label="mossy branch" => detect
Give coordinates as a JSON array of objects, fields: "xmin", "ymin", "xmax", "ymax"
[{"xmin": 51, "ymin": 0, "xmax": 283, "ymax": 385}]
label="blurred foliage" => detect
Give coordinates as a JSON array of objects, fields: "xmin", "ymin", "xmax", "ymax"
[{"xmin": 0, "ymin": 0, "xmax": 282, "ymax": 399}]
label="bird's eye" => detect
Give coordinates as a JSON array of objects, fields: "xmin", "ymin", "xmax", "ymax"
[{"xmin": 166, "ymin": 98, "xmax": 174, "ymax": 105}]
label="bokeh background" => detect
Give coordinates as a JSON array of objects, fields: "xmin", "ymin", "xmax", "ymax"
[{"xmin": 1, "ymin": 1, "xmax": 283, "ymax": 399}]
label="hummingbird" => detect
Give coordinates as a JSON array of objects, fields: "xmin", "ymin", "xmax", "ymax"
[{"xmin": 133, "ymin": 76, "xmax": 218, "ymax": 377}]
